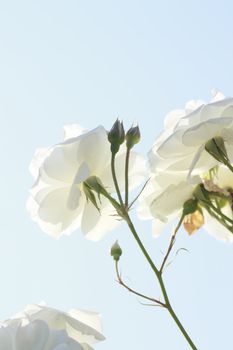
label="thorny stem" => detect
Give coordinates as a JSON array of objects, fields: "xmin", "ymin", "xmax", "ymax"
[
  {"xmin": 159, "ymin": 214, "xmax": 185, "ymax": 274},
  {"xmin": 115, "ymin": 261, "xmax": 166, "ymax": 307}
]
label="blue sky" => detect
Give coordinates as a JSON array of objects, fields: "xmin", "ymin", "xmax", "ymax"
[{"xmin": 1, "ymin": 1, "xmax": 233, "ymax": 349}]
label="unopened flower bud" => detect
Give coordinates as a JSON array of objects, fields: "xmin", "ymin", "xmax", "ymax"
[
  {"xmin": 126, "ymin": 124, "xmax": 141, "ymax": 149},
  {"xmin": 110, "ymin": 240, "xmax": 122, "ymax": 261},
  {"xmin": 205, "ymin": 137, "xmax": 228, "ymax": 164},
  {"xmin": 108, "ymin": 119, "xmax": 125, "ymax": 154},
  {"xmin": 183, "ymin": 198, "xmax": 198, "ymax": 216}
]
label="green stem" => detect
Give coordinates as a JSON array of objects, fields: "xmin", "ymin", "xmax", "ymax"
[
  {"xmin": 160, "ymin": 214, "xmax": 185, "ymax": 274},
  {"xmin": 110, "ymin": 150, "xmax": 197, "ymax": 349},
  {"xmin": 199, "ymin": 196, "xmax": 233, "ymax": 229},
  {"xmin": 124, "ymin": 213, "xmax": 197, "ymax": 350},
  {"xmin": 115, "ymin": 261, "xmax": 165, "ymax": 307},
  {"xmin": 111, "ymin": 153, "xmax": 124, "ymax": 207},
  {"xmin": 225, "ymin": 162, "xmax": 233, "ymax": 173},
  {"xmin": 204, "ymin": 204, "xmax": 233, "ymax": 233},
  {"xmin": 124, "ymin": 147, "xmax": 130, "ymax": 208},
  {"xmin": 209, "ymin": 202, "xmax": 233, "ymax": 226}
]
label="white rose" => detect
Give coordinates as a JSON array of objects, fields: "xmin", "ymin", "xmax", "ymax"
[
  {"xmin": 149, "ymin": 91, "xmax": 233, "ymax": 177},
  {"xmin": 138, "ymin": 166, "xmax": 233, "ymax": 242},
  {"xmin": 27, "ymin": 124, "xmax": 145, "ymax": 240},
  {"xmin": 138, "ymin": 172, "xmax": 197, "ymax": 237},
  {"xmin": 0, "ymin": 304, "xmax": 105, "ymax": 350}
]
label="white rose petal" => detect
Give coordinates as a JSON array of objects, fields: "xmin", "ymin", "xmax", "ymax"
[
  {"xmin": 28, "ymin": 124, "xmax": 146, "ymax": 239},
  {"xmin": 1, "ymin": 304, "xmax": 105, "ymax": 350},
  {"xmin": 150, "ymin": 92, "xmax": 233, "ymax": 175}
]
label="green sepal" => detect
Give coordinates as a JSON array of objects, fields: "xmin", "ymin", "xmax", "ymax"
[
  {"xmin": 183, "ymin": 198, "xmax": 198, "ymax": 216},
  {"xmin": 205, "ymin": 137, "xmax": 229, "ymax": 164},
  {"xmin": 83, "ymin": 182, "xmax": 100, "ymax": 212}
]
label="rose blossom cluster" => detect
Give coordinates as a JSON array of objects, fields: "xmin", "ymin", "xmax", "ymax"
[
  {"xmin": 24, "ymin": 91, "xmax": 233, "ymax": 348},
  {"xmin": 0, "ymin": 304, "xmax": 104, "ymax": 350},
  {"xmin": 28, "ymin": 91, "xmax": 233, "ymax": 244}
]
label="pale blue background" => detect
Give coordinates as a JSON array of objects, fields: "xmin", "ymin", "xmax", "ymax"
[{"xmin": 1, "ymin": 1, "xmax": 233, "ymax": 349}]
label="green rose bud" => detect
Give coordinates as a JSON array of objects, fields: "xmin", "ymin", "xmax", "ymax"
[
  {"xmin": 108, "ymin": 119, "xmax": 125, "ymax": 154},
  {"xmin": 110, "ymin": 240, "xmax": 122, "ymax": 261},
  {"xmin": 183, "ymin": 198, "xmax": 198, "ymax": 216},
  {"xmin": 126, "ymin": 124, "xmax": 141, "ymax": 149},
  {"xmin": 193, "ymin": 184, "xmax": 210, "ymax": 203}
]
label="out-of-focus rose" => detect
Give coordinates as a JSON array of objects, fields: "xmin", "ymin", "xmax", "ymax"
[
  {"xmin": 0, "ymin": 304, "xmax": 105, "ymax": 350},
  {"xmin": 27, "ymin": 124, "xmax": 145, "ymax": 240},
  {"xmin": 149, "ymin": 91, "xmax": 233, "ymax": 177}
]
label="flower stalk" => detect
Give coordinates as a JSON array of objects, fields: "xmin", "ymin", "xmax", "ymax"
[
  {"xmin": 109, "ymin": 147, "xmax": 198, "ymax": 350},
  {"xmin": 124, "ymin": 147, "xmax": 130, "ymax": 208},
  {"xmin": 124, "ymin": 211, "xmax": 197, "ymax": 350},
  {"xmin": 114, "ymin": 259, "xmax": 166, "ymax": 307},
  {"xmin": 159, "ymin": 213, "xmax": 185, "ymax": 274}
]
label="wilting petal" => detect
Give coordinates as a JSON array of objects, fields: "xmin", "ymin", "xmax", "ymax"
[{"xmin": 183, "ymin": 210, "xmax": 204, "ymax": 235}]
